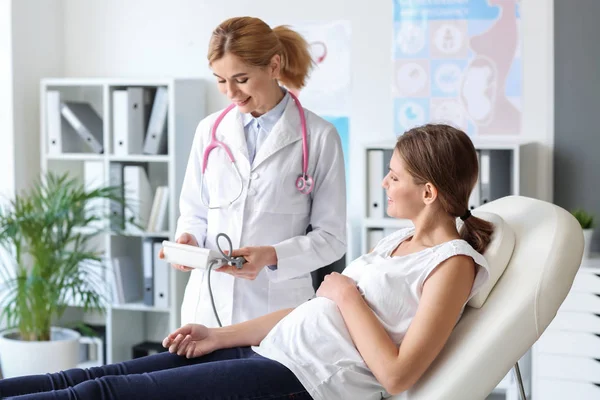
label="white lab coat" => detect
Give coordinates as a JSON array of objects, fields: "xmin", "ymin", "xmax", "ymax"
[{"xmin": 176, "ymin": 98, "xmax": 347, "ymax": 327}]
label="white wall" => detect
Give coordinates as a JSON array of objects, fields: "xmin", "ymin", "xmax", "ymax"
[
  {"xmin": 11, "ymin": 0, "xmax": 64, "ymax": 194},
  {"xmin": 0, "ymin": 0, "xmax": 63, "ymax": 201},
  {"xmin": 0, "ymin": 0, "xmax": 14, "ymax": 335},
  {"xmin": 61, "ymin": 0, "xmax": 554, "ymax": 256},
  {"xmin": 0, "ymin": 0, "xmax": 15, "ymax": 200}
]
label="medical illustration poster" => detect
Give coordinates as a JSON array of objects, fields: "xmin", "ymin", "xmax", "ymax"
[
  {"xmin": 392, "ymin": 0, "xmax": 522, "ymax": 136},
  {"xmin": 272, "ymin": 19, "xmax": 352, "ymax": 180}
]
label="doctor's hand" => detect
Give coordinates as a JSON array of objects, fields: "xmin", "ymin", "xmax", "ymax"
[
  {"xmin": 215, "ymin": 246, "xmax": 277, "ymax": 280},
  {"xmin": 162, "ymin": 323, "xmax": 220, "ymax": 358},
  {"xmin": 159, "ymin": 233, "xmax": 199, "ymax": 272},
  {"xmin": 316, "ymin": 272, "xmax": 361, "ymax": 305}
]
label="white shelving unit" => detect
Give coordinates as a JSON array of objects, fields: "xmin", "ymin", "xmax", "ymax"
[
  {"xmin": 361, "ymin": 137, "xmax": 537, "ymax": 399},
  {"xmin": 531, "ymin": 256, "xmax": 600, "ymax": 399},
  {"xmin": 40, "ymin": 77, "xmax": 206, "ymax": 364}
]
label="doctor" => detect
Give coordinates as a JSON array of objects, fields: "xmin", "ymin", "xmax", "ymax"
[{"xmin": 169, "ymin": 16, "xmax": 347, "ymax": 327}]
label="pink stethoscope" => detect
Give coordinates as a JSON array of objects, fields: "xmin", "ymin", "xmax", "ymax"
[{"xmin": 199, "ymin": 91, "xmax": 313, "ymax": 209}]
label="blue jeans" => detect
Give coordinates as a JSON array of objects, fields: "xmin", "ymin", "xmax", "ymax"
[{"xmin": 0, "ymin": 347, "xmax": 312, "ymax": 399}]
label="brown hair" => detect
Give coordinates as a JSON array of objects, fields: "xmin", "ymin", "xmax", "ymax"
[
  {"xmin": 208, "ymin": 17, "xmax": 314, "ymax": 90},
  {"xmin": 395, "ymin": 124, "xmax": 495, "ymax": 254}
]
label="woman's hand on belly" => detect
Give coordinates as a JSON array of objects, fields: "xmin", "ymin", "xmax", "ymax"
[{"xmin": 316, "ymin": 272, "xmax": 361, "ymax": 305}]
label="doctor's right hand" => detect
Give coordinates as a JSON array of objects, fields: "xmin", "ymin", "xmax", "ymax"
[
  {"xmin": 162, "ymin": 323, "xmax": 219, "ymax": 358},
  {"xmin": 159, "ymin": 232, "xmax": 198, "ymax": 272}
]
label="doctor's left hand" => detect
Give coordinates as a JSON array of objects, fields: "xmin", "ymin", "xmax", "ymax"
[
  {"xmin": 316, "ymin": 272, "xmax": 360, "ymax": 305},
  {"xmin": 215, "ymin": 246, "xmax": 277, "ymax": 280}
]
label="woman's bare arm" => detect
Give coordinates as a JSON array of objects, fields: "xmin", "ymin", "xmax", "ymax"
[{"xmin": 215, "ymin": 307, "xmax": 294, "ymax": 347}]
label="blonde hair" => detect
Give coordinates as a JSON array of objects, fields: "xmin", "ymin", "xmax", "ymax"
[
  {"xmin": 395, "ymin": 124, "xmax": 495, "ymax": 254},
  {"xmin": 208, "ymin": 17, "xmax": 314, "ymax": 90}
]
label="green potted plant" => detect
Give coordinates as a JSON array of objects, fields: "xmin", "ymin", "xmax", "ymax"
[
  {"xmin": 0, "ymin": 172, "xmax": 124, "ymax": 378},
  {"xmin": 572, "ymin": 208, "xmax": 595, "ymax": 259}
]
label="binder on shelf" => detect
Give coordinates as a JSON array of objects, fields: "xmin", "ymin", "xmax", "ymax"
[
  {"xmin": 46, "ymin": 91, "xmax": 63, "ymax": 155},
  {"xmin": 479, "ymin": 150, "xmax": 491, "ymax": 204},
  {"xmin": 142, "ymin": 238, "xmax": 154, "ymax": 306},
  {"xmin": 113, "ymin": 88, "xmax": 151, "ymax": 156},
  {"xmin": 75, "ymin": 324, "xmax": 106, "ymax": 369},
  {"xmin": 143, "ymin": 87, "xmax": 169, "ymax": 155},
  {"xmin": 153, "ymin": 241, "xmax": 170, "ymax": 308},
  {"xmin": 111, "ymin": 256, "xmax": 143, "ymax": 304},
  {"xmin": 60, "ymin": 101, "xmax": 104, "ymax": 154},
  {"xmin": 77, "ymin": 336, "xmax": 104, "ymax": 368},
  {"xmin": 147, "ymin": 186, "xmax": 169, "ymax": 232},
  {"xmin": 46, "ymin": 91, "xmax": 82, "ymax": 154},
  {"xmin": 109, "ymin": 163, "xmax": 124, "ymax": 231},
  {"xmin": 476, "ymin": 149, "xmax": 513, "ymax": 206},
  {"xmin": 367, "ymin": 150, "xmax": 385, "ymax": 218},
  {"xmin": 123, "ymin": 166, "xmax": 153, "ymax": 233},
  {"xmin": 110, "ymin": 257, "xmax": 123, "ymax": 304},
  {"xmin": 147, "ymin": 188, "xmax": 160, "ymax": 233},
  {"xmin": 154, "ymin": 187, "xmax": 169, "ymax": 232},
  {"xmin": 488, "ymin": 150, "xmax": 512, "ymax": 202},
  {"xmin": 83, "ymin": 161, "xmax": 105, "ymax": 229},
  {"xmin": 382, "ymin": 149, "xmax": 394, "ymax": 218},
  {"xmin": 468, "ymin": 150, "xmax": 481, "ymax": 210}
]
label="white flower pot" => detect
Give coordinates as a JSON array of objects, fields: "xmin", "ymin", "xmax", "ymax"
[
  {"xmin": 0, "ymin": 327, "xmax": 80, "ymax": 378},
  {"xmin": 582, "ymin": 229, "xmax": 594, "ymax": 259}
]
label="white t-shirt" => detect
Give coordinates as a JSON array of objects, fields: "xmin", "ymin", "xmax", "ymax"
[{"xmin": 253, "ymin": 228, "xmax": 490, "ymax": 400}]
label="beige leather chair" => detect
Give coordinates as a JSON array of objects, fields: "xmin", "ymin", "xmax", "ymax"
[{"xmin": 397, "ymin": 196, "xmax": 585, "ymax": 400}]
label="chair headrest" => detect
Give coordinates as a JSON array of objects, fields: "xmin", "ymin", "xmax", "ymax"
[{"xmin": 464, "ymin": 210, "xmax": 516, "ymax": 308}]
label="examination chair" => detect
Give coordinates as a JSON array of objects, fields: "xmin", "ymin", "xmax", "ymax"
[{"xmin": 394, "ymin": 195, "xmax": 585, "ymax": 400}]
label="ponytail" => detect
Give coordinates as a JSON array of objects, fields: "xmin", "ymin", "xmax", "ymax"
[
  {"xmin": 459, "ymin": 215, "xmax": 495, "ymax": 254},
  {"xmin": 273, "ymin": 25, "xmax": 314, "ymax": 90}
]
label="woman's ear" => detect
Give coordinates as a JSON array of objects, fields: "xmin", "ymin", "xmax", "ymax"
[
  {"xmin": 270, "ymin": 54, "xmax": 281, "ymax": 79},
  {"xmin": 422, "ymin": 182, "xmax": 438, "ymax": 205}
]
